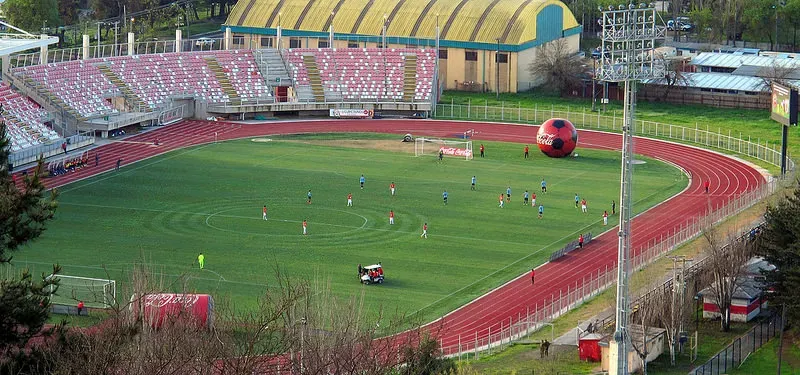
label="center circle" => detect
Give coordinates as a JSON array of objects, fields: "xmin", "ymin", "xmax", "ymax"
[{"xmin": 204, "ymin": 204, "xmax": 369, "ymax": 237}]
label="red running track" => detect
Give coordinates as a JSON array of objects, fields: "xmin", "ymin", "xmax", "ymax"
[{"xmin": 16, "ymin": 119, "xmax": 765, "ymax": 352}]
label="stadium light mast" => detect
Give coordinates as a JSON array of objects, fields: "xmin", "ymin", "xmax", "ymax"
[{"xmin": 597, "ymin": 3, "xmax": 664, "ymax": 375}]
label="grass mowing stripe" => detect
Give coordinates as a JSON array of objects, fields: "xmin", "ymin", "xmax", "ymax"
[{"xmin": 15, "ymin": 136, "xmax": 685, "ymax": 323}]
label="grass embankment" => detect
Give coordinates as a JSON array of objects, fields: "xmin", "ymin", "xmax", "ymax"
[{"xmin": 439, "ymin": 91, "xmax": 800, "ymax": 175}]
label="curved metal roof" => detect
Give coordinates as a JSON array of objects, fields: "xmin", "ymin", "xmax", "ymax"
[{"xmin": 226, "ymin": 0, "xmax": 579, "ymax": 45}]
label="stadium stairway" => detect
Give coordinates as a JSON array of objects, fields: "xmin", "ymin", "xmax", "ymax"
[
  {"xmin": 301, "ymin": 55, "xmax": 326, "ymax": 102},
  {"xmin": 24, "ymin": 76, "xmax": 84, "ymax": 121},
  {"xmin": 96, "ymin": 65, "xmax": 151, "ymax": 113},
  {"xmin": 403, "ymin": 55, "xmax": 417, "ymax": 101},
  {"xmin": 253, "ymin": 49, "xmax": 292, "ymax": 85},
  {"xmin": 203, "ymin": 57, "xmax": 240, "ymax": 102}
]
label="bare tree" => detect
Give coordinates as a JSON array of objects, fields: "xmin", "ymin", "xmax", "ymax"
[
  {"xmin": 698, "ymin": 227, "xmax": 754, "ymax": 332},
  {"xmin": 759, "ymin": 62, "xmax": 799, "ymax": 90},
  {"xmin": 662, "ymin": 57, "xmax": 693, "ymax": 98},
  {"xmin": 629, "ymin": 295, "xmax": 657, "ymax": 374},
  {"xmin": 35, "ymin": 263, "xmax": 425, "ymax": 375},
  {"xmin": 528, "ymin": 39, "xmax": 587, "ymax": 95}
]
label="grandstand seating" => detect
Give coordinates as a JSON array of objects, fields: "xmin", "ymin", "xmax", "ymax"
[
  {"xmin": 214, "ymin": 50, "xmax": 272, "ymax": 100},
  {"xmin": 0, "ymin": 83, "xmax": 60, "ymax": 152},
  {"xmin": 286, "ymin": 48, "xmax": 435, "ymax": 101},
  {"xmin": 104, "ymin": 52, "xmax": 227, "ymax": 108},
  {"xmin": 15, "ymin": 60, "xmax": 119, "ymax": 118}
]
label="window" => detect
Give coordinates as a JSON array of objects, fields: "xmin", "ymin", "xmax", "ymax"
[
  {"xmin": 232, "ymin": 35, "xmax": 245, "ymax": 45},
  {"xmin": 465, "ymin": 51, "xmax": 478, "ymax": 61},
  {"xmin": 348, "ymin": 42, "xmax": 359, "ymax": 48},
  {"xmin": 260, "ymin": 37, "xmax": 273, "ymax": 47},
  {"xmin": 318, "ymin": 40, "xmax": 329, "ymax": 48},
  {"xmin": 289, "ymin": 39, "xmax": 302, "ymax": 48},
  {"xmin": 496, "ymin": 53, "xmax": 508, "ymax": 63},
  {"xmin": 438, "ymin": 49, "xmax": 448, "ymax": 59}
]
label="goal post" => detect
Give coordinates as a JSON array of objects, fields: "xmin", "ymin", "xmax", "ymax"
[
  {"xmin": 414, "ymin": 138, "xmax": 473, "ymax": 160},
  {"xmin": 46, "ymin": 274, "xmax": 117, "ymax": 308}
]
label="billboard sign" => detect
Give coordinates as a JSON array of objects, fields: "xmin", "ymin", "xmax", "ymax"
[{"xmin": 771, "ymin": 82, "xmax": 798, "ymax": 125}]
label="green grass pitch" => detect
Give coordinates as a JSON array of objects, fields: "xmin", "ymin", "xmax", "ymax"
[{"xmin": 6, "ymin": 133, "xmax": 686, "ymax": 324}]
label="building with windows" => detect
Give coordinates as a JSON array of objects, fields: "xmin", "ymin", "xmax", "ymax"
[{"xmin": 223, "ymin": 0, "xmax": 581, "ymax": 93}]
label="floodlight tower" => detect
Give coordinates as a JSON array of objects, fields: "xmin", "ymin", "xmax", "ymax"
[{"xmin": 597, "ymin": 3, "xmax": 665, "ymax": 375}]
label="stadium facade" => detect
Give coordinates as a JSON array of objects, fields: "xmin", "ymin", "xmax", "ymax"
[{"xmin": 223, "ymin": 0, "xmax": 582, "ymax": 93}]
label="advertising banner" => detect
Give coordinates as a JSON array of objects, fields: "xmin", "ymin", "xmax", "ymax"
[
  {"xmin": 329, "ymin": 109, "xmax": 374, "ymax": 119},
  {"xmin": 439, "ymin": 146, "xmax": 473, "ymax": 158}
]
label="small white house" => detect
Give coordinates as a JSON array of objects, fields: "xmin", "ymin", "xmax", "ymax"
[{"xmin": 701, "ymin": 257, "xmax": 775, "ymax": 323}]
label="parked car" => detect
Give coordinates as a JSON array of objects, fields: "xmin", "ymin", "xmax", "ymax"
[
  {"xmin": 195, "ymin": 38, "xmax": 216, "ymax": 47},
  {"xmin": 667, "ymin": 20, "xmax": 692, "ymax": 32}
]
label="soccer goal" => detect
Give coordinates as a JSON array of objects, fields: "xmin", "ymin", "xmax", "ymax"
[
  {"xmin": 414, "ymin": 138, "xmax": 473, "ymax": 160},
  {"xmin": 46, "ymin": 274, "xmax": 117, "ymax": 308}
]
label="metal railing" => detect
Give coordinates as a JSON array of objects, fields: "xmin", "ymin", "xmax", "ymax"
[
  {"xmin": 434, "ymin": 102, "xmax": 795, "ymax": 174},
  {"xmin": 9, "ymin": 131, "xmax": 95, "ymax": 168},
  {"xmin": 438, "ymin": 160, "xmax": 783, "ymax": 360},
  {"xmin": 690, "ymin": 314, "xmax": 782, "ymax": 375},
  {"xmin": 10, "ymin": 38, "xmax": 226, "ymax": 68}
]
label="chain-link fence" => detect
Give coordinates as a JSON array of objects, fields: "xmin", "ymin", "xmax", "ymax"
[
  {"xmin": 438, "ymin": 177, "xmax": 780, "ymax": 359},
  {"xmin": 434, "ymin": 102, "xmax": 794, "ymax": 176}
]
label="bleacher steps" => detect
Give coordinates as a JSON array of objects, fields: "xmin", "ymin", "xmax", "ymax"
[
  {"xmin": 20, "ymin": 76, "xmax": 85, "ymax": 121},
  {"xmin": 203, "ymin": 57, "xmax": 240, "ymax": 102},
  {"xmin": 403, "ymin": 55, "xmax": 417, "ymax": 101},
  {"xmin": 302, "ymin": 55, "xmax": 326, "ymax": 102},
  {"xmin": 96, "ymin": 65, "xmax": 151, "ymax": 113},
  {"xmin": 253, "ymin": 49, "xmax": 292, "ymax": 86}
]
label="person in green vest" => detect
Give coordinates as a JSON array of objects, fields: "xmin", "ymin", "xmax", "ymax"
[{"xmin": 198, "ymin": 253, "xmax": 205, "ymax": 270}]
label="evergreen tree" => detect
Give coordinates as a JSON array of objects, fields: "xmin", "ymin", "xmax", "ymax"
[
  {"xmin": 0, "ymin": 122, "xmax": 59, "ymax": 263},
  {"xmin": 758, "ymin": 183, "xmax": 800, "ymax": 326},
  {"xmin": 0, "ymin": 121, "xmax": 61, "ymax": 373}
]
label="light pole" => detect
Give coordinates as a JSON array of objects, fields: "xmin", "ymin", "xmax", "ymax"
[
  {"xmin": 591, "ymin": 56, "xmax": 598, "ymax": 111},
  {"xmin": 495, "ymin": 38, "xmax": 500, "ymax": 100},
  {"xmin": 598, "ymin": 4, "xmax": 665, "ymax": 374},
  {"xmin": 382, "ymin": 14, "xmax": 388, "ymax": 49}
]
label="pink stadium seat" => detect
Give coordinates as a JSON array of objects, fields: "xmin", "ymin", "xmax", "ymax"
[
  {"xmin": 0, "ymin": 82, "xmax": 60, "ymax": 152},
  {"xmin": 285, "ymin": 48, "xmax": 434, "ymax": 101}
]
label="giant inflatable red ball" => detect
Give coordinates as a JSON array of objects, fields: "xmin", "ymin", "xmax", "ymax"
[{"xmin": 536, "ymin": 118, "xmax": 578, "ymax": 158}]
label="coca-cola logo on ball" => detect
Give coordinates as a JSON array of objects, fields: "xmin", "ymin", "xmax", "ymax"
[{"xmin": 536, "ymin": 118, "xmax": 578, "ymax": 158}]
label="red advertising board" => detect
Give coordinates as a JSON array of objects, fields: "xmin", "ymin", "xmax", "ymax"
[
  {"xmin": 136, "ymin": 293, "xmax": 214, "ymax": 328},
  {"xmin": 438, "ymin": 146, "xmax": 473, "ymax": 158}
]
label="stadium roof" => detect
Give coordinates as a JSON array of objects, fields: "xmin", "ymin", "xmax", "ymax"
[
  {"xmin": 643, "ymin": 72, "xmax": 771, "ymax": 93},
  {"xmin": 224, "ymin": 0, "xmax": 579, "ymax": 47},
  {"xmin": 0, "ymin": 21, "xmax": 59, "ymax": 57},
  {"xmin": 692, "ymin": 52, "xmax": 800, "ymax": 70}
]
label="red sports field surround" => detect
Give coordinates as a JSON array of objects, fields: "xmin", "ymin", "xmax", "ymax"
[{"xmin": 22, "ymin": 119, "xmax": 764, "ymax": 352}]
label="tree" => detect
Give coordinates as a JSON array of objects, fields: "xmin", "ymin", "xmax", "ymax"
[
  {"xmin": 58, "ymin": 0, "xmax": 80, "ymax": 27},
  {"xmin": 0, "ymin": 266, "xmax": 62, "ymax": 374},
  {"xmin": 1, "ymin": 0, "xmax": 60, "ymax": 33},
  {"xmin": 528, "ymin": 39, "xmax": 587, "ymax": 95},
  {"xmin": 0, "ymin": 121, "xmax": 60, "ymax": 372},
  {"xmin": 758, "ymin": 183, "xmax": 800, "ymax": 327},
  {"xmin": 661, "ymin": 57, "xmax": 693, "ymax": 99},
  {"xmin": 0, "ymin": 123, "xmax": 59, "ymax": 264},
  {"xmin": 698, "ymin": 227, "xmax": 754, "ymax": 332},
  {"xmin": 741, "ymin": 0, "xmax": 777, "ymax": 50}
]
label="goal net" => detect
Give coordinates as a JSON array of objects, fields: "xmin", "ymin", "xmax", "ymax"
[
  {"xmin": 46, "ymin": 275, "xmax": 117, "ymax": 308},
  {"xmin": 414, "ymin": 138, "xmax": 473, "ymax": 160}
]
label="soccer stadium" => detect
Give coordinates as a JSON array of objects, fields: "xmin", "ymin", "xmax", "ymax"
[{"xmin": 0, "ymin": 1, "xmax": 791, "ymax": 373}]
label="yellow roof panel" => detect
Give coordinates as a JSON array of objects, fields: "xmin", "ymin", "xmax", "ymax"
[{"xmin": 227, "ymin": 0, "xmax": 579, "ymax": 45}]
